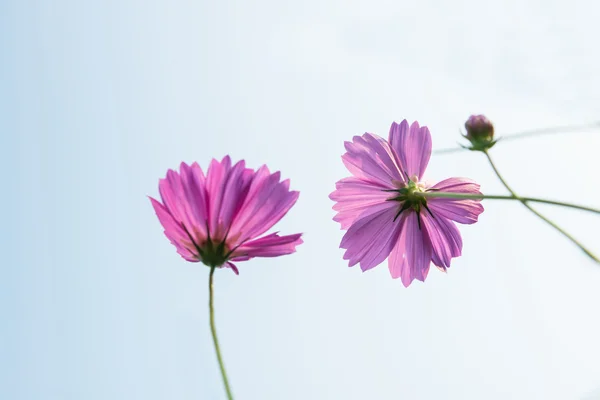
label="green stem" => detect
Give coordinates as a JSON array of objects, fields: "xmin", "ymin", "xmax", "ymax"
[
  {"xmin": 483, "ymin": 150, "xmax": 599, "ymax": 263},
  {"xmin": 209, "ymin": 265, "xmax": 234, "ymax": 400},
  {"xmin": 416, "ymin": 192, "xmax": 600, "ymax": 215}
]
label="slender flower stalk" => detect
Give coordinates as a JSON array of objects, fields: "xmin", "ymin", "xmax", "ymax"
[
  {"xmin": 208, "ymin": 266, "xmax": 233, "ymax": 400},
  {"xmin": 414, "ymin": 191, "xmax": 600, "ymax": 215},
  {"xmin": 482, "ymin": 150, "xmax": 599, "ymax": 263}
]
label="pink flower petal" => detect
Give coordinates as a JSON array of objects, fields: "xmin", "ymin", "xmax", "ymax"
[
  {"xmin": 214, "ymin": 160, "xmax": 254, "ymax": 240},
  {"xmin": 427, "ymin": 177, "xmax": 484, "ymax": 224},
  {"xmin": 149, "ymin": 197, "xmax": 199, "ymax": 262},
  {"xmin": 341, "ymin": 203, "xmax": 401, "ymax": 272},
  {"xmin": 430, "ymin": 177, "xmax": 482, "ymax": 193},
  {"xmin": 342, "ymin": 133, "xmax": 404, "ymax": 187},
  {"xmin": 205, "ymin": 156, "xmax": 233, "ymax": 239},
  {"xmin": 388, "ymin": 120, "xmax": 432, "ymax": 180},
  {"xmin": 178, "ymin": 162, "xmax": 209, "ymax": 240},
  {"xmin": 329, "ymin": 177, "xmax": 392, "ymax": 229},
  {"xmin": 388, "ymin": 212, "xmax": 432, "ymax": 287},
  {"xmin": 430, "ymin": 251, "xmax": 447, "ymax": 273},
  {"xmin": 228, "ymin": 166, "xmax": 299, "ymax": 246},
  {"xmin": 420, "ymin": 213, "xmax": 462, "ymax": 270},
  {"xmin": 230, "ymin": 232, "xmax": 303, "ymax": 259},
  {"xmin": 225, "ymin": 262, "xmax": 239, "ymax": 275},
  {"xmin": 159, "ymin": 169, "xmax": 202, "ymax": 243}
]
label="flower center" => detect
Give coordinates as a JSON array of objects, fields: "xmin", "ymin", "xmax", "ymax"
[
  {"xmin": 385, "ymin": 179, "xmax": 433, "ymax": 225},
  {"xmin": 199, "ymin": 240, "xmax": 230, "ymax": 267}
]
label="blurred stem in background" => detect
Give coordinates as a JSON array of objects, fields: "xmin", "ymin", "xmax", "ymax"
[{"xmin": 434, "ymin": 121, "xmax": 600, "ymax": 155}]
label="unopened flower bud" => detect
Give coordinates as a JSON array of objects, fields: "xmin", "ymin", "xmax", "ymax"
[
  {"xmin": 465, "ymin": 115, "xmax": 494, "ymax": 141},
  {"xmin": 463, "ymin": 114, "xmax": 496, "ymax": 151}
]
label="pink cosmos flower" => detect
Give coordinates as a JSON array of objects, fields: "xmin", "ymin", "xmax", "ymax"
[
  {"xmin": 150, "ymin": 157, "xmax": 303, "ymax": 274},
  {"xmin": 330, "ymin": 120, "xmax": 484, "ymax": 287}
]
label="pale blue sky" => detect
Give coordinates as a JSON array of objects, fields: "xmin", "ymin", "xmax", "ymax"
[{"xmin": 2, "ymin": 0, "xmax": 600, "ymax": 399}]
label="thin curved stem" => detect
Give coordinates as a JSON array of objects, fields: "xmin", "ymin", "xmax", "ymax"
[
  {"xmin": 209, "ymin": 266, "xmax": 234, "ymax": 400},
  {"xmin": 416, "ymin": 192, "xmax": 600, "ymax": 215},
  {"xmin": 482, "ymin": 150, "xmax": 599, "ymax": 263},
  {"xmin": 434, "ymin": 121, "xmax": 600, "ymax": 155}
]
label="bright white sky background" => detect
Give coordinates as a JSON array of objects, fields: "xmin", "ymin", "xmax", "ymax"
[{"xmin": 2, "ymin": 0, "xmax": 600, "ymax": 399}]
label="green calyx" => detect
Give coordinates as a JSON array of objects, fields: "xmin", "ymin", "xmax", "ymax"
[
  {"xmin": 199, "ymin": 240, "xmax": 230, "ymax": 268},
  {"xmin": 385, "ymin": 180, "xmax": 434, "ymax": 225},
  {"xmin": 461, "ymin": 135, "xmax": 498, "ymax": 152},
  {"xmin": 463, "ymin": 115, "xmax": 496, "ymax": 151}
]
